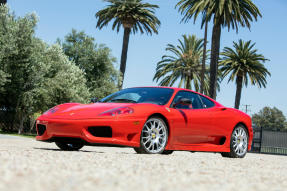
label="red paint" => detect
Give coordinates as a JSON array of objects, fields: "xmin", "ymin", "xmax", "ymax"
[{"xmin": 36, "ymin": 87, "xmax": 253, "ymax": 152}]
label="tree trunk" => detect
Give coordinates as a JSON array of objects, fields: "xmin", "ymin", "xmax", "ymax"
[
  {"xmin": 18, "ymin": 112, "xmax": 25, "ymax": 134},
  {"xmin": 186, "ymin": 77, "xmax": 191, "ymax": 90},
  {"xmin": 119, "ymin": 27, "xmax": 131, "ymax": 90},
  {"xmin": 234, "ymin": 75, "xmax": 243, "ymax": 109},
  {"xmin": 29, "ymin": 118, "xmax": 36, "ymax": 133},
  {"xmin": 208, "ymin": 23, "xmax": 221, "ymax": 99},
  {"xmin": 0, "ymin": 0, "xmax": 7, "ymax": 5},
  {"xmin": 200, "ymin": 22, "xmax": 208, "ymax": 94}
]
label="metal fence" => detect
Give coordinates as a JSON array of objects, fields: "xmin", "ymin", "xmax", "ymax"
[{"xmin": 251, "ymin": 127, "xmax": 287, "ymax": 155}]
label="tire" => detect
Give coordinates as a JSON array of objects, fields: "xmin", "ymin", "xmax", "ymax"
[
  {"xmin": 55, "ymin": 142, "xmax": 84, "ymax": 151},
  {"xmin": 136, "ymin": 117, "xmax": 169, "ymax": 154},
  {"xmin": 162, "ymin": 150, "xmax": 173, "ymax": 155},
  {"xmin": 133, "ymin": 148, "xmax": 173, "ymax": 155},
  {"xmin": 133, "ymin": 147, "xmax": 143, "ymax": 154},
  {"xmin": 221, "ymin": 125, "xmax": 249, "ymax": 158}
]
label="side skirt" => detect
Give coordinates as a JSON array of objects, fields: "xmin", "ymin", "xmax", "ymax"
[{"xmin": 171, "ymin": 143, "xmax": 230, "ymax": 152}]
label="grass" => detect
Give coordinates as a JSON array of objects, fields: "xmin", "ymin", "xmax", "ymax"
[{"xmin": 0, "ymin": 130, "xmax": 36, "ymax": 138}]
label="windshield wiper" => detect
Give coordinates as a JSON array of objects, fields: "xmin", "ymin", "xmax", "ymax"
[{"xmin": 109, "ymin": 99, "xmax": 137, "ymax": 103}]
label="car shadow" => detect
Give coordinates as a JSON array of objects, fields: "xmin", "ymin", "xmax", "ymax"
[
  {"xmin": 115, "ymin": 152, "xmax": 137, "ymax": 155},
  {"xmin": 33, "ymin": 147, "xmax": 104, "ymax": 153},
  {"xmin": 33, "ymin": 147, "xmax": 140, "ymax": 154}
]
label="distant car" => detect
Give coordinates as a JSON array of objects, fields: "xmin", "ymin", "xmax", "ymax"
[{"xmin": 36, "ymin": 87, "xmax": 253, "ymax": 158}]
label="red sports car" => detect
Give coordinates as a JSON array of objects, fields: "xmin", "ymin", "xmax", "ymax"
[{"xmin": 36, "ymin": 87, "xmax": 253, "ymax": 158}]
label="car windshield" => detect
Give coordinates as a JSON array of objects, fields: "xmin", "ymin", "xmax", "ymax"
[{"xmin": 100, "ymin": 87, "xmax": 174, "ymax": 105}]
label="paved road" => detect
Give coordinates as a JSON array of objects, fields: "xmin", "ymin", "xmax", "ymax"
[{"xmin": 0, "ymin": 135, "xmax": 286, "ymax": 191}]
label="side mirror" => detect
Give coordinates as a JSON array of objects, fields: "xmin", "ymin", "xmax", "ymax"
[
  {"xmin": 91, "ymin": 97, "xmax": 98, "ymax": 103},
  {"xmin": 174, "ymin": 98, "xmax": 193, "ymax": 109}
]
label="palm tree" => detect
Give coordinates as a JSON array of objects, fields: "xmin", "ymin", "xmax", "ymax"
[
  {"xmin": 219, "ymin": 39, "xmax": 270, "ymax": 109},
  {"xmin": 176, "ymin": 2, "xmax": 209, "ymax": 94},
  {"xmin": 176, "ymin": 0, "xmax": 262, "ymax": 99},
  {"xmin": 153, "ymin": 34, "xmax": 209, "ymax": 92},
  {"xmin": 95, "ymin": 0, "xmax": 160, "ymax": 89},
  {"xmin": 200, "ymin": 22, "xmax": 208, "ymax": 94}
]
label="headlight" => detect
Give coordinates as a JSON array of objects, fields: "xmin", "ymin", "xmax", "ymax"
[
  {"xmin": 43, "ymin": 106, "xmax": 59, "ymax": 115},
  {"xmin": 98, "ymin": 107, "xmax": 134, "ymax": 116}
]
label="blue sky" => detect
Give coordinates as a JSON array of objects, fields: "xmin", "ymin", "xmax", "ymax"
[{"xmin": 8, "ymin": 0, "xmax": 287, "ymax": 116}]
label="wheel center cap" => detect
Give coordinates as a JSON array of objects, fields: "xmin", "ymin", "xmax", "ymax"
[{"xmin": 152, "ymin": 133, "xmax": 156, "ymax": 139}]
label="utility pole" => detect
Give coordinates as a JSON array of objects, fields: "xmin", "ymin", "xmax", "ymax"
[{"xmin": 241, "ymin": 104, "xmax": 251, "ymax": 114}]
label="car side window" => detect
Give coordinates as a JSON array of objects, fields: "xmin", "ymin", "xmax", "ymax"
[
  {"xmin": 199, "ymin": 95, "xmax": 215, "ymax": 108},
  {"xmin": 171, "ymin": 91, "xmax": 204, "ymax": 109}
]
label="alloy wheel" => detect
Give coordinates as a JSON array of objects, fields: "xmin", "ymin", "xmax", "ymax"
[
  {"xmin": 141, "ymin": 118, "xmax": 168, "ymax": 154},
  {"xmin": 232, "ymin": 126, "xmax": 248, "ymax": 157}
]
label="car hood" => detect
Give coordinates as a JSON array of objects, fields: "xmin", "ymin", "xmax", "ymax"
[{"xmin": 42, "ymin": 103, "xmax": 135, "ymax": 119}]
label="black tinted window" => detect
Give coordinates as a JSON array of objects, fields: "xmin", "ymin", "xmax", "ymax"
[
  {"xmin": 200, "ymin": 95, "xmax": 215, "ymax": 108},
  {"xmin": 100, "ymin": 87, "xmax": 174, "ymax": 105},
  {"xmin": 171, "ymin": 91, "xmax": 203, "ymax": 109}
]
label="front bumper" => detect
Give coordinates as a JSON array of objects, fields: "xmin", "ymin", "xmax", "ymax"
[{"xmin": 36, "ymin": 116, "xmax": 144, "ymax": 148}]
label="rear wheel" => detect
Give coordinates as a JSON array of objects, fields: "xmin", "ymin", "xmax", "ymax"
[
  {"xmin": 55, "ymin": 142, "xmax": 84, "ymax": 151},
  {"xmin": 221, "ymin": 125, "xmax": 248, "ymax": 158},
  {"xmin": 135, "ymin": 117, "xmax": 168, "ymax": 154}
]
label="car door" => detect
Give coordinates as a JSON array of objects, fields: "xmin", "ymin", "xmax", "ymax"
[
  {"xmin": 170, "ymin": 91, "xmax": 213, "ymax": 145},
  {"xmin": 198, "ymin": 95, "xmax": 227, "ymax": 144}
]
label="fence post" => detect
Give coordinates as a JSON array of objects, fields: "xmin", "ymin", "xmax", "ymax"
[{"xmin": 259, "ymin": 126, "xmax": 263, "ymax": 153}]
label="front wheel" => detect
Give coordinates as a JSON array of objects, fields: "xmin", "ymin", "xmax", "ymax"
[
  {"xmin": 135, "ymin": 117, "xmax": 169, "ymax": 154},
  {"xmin": 162, "ymin": 150, "xmax": 173, "ymax": 155},
  {"xmin": 221, "ymin": 125, "xmax": 249, "ymax": 158},
  {"xmin": 55, "ymin": 142, "xmax": 84, "ymax": 151},
  {"xmin": 134, "ymin": 148, "xmax": 173, "ymax": 155}
]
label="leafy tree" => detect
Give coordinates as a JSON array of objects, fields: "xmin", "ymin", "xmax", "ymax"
[
  {"xmin": 0, "ymin": 70, "xmax": 9, "ymax": 92},
  {"xmin": 252, "ymin": 107, "xmax": 287, "ymax": 131},
  {"xmin": 0, "ymin": 0, "xmax": 7, "ymax": 5},
  {"xmin": 219, "ymin": 40, "xmax": 270, "ymax": 109},
  {"xmin": 0, "ymin": 7, "xmax": 39, "ymax": 133},
  {"xmin": 176, "ymin": 0, "xmax": 262, "ymax": 99},
  {"xmin": 154, "ymin": 35, "xmax": 211, "ymax": 93},
  {"xmin": 0, "ymin": 3, "xmax": 9, "ymax": 92},
  {"xmin": 18, "ymin": 41, "xmax": 90, "ymax": 133},
  {"xmin": 95, "ymin": 0, "xmax": 160, "ymax": 89},
  {"xmin": 0, "ymin": 7, "xmax": 90, "ymax": 133},
  {"xmin": 35, "ymin": 43, "xmax": 90, "ymax": 107},
  {"xmin": 60, "ymin": 29, "xmax": 119, "ymax": 99}
]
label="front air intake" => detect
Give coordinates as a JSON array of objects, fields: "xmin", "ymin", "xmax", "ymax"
[
  {"xmin": 88, "ymin": 126, "xmax": 112, "ymax": 138},
  {"xmin": 37, "ymin": 124, "xmax": 46, "ymax": 136}
]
